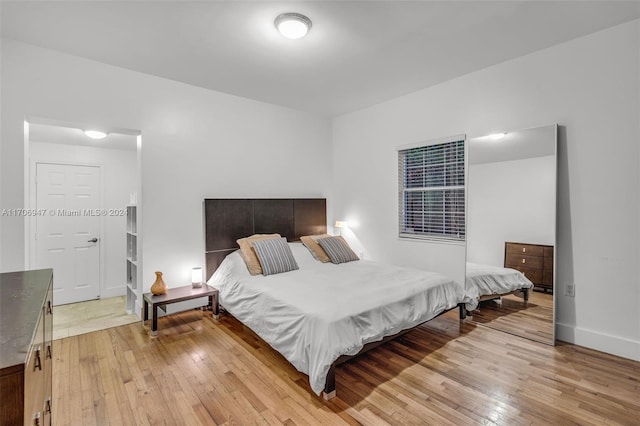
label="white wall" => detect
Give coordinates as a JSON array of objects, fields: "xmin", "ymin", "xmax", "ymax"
[
  {"xmin": 0, "ymin": 40, "xmax": 332, "ymax": 310},
  {"xmin": 467, "ymin": 155, "xmax": 556, "ymax": 266},
  {"xmin": 333, "ymin": 20, "xmax": 640, "ymax": 360},
  {"xmin": 2, "ymin": 22, "xmax": 638, "ymax": 362},
  {"xmin": 28, "ymin": 141, "xmax": 137, "ymax": 299},
  {"xmin": 330, "ymin": 129, "xmax": 467, "ymax": 286}
]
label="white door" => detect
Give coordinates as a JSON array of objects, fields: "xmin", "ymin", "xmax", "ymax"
[{"xmin": 36, "ymin": 163, "xmax": 101, "ymax": 305}]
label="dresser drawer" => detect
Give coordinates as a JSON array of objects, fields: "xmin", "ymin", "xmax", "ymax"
[
  {"xmin": 505, "ymin": 253, "xmax": 543, "ymax": 269},
  {"xmin": 508, "ymin": 265, "xmax": 542, "ymax": 284},
  {"xmin": 504, "ymin": 242, "xmax": 553, "ymax": 291},
  {"xmin": 506, "ymin": 243, "xmax": 544, "ymax": 257},
  {"xmin": 24, "ymin": 317, "xmax": 45, "ymax": 426},
  {"xmin": 0, "ymin": 269, "xmax": 53, "ymax": 426}
]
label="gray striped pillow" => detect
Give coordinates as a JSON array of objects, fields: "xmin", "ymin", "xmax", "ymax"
[
  {"xmin": 251, "ymin": 237, "xmax": 299, "ymax": 276},
  {"xmin": 316, "ymin": 236, "xmax": 360, "ymax": 264}
]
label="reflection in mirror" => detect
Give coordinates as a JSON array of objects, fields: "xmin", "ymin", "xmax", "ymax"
[{"xmin": 465, "ymin": 124, "xmax": 556, "ymax": 345}]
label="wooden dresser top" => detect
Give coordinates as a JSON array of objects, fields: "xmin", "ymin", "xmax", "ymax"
[{"xmin": 0, "ymin": 269, "xmax": 53, "ymax": 373}]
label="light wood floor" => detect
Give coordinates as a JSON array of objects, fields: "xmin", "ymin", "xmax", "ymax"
[
  {"xmin": 469, "ymin": 291, "xmax": 554, "ymax": 344},
  {"xmin": 53, "ymin": 296, "xmax": 139, "ymax": 340},
  {"xmin": 52, "ymin": 309, "xmax": 640, "ymax": 425}
]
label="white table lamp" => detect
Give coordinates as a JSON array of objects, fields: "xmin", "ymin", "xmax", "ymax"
[{"xmin": 191, "ymin": 267, "xmax": 203, "ymax": 288}]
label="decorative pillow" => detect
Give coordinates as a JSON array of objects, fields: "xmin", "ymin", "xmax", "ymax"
[
  {"xmin": 316, "ymin": 236, "xmax": 360, "ymax": 264},
  {"xmin": 251, "ymin": 237, "xmax": 299, "ymax": 276},
  {"xmin": 236, "ymin": 234, "xmax": 281, "ymax": 275},
  {"xmin": 300, "ymin": 234, "xmax": 331, "ymax": 263}
]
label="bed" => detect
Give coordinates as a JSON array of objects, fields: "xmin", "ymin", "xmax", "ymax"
[
  {"xmin": 465, "ymin": 262, "xmax": 533, "ymax": 312},
  {"xmin": 204, "ymin": 198, "xmax": 468, "ymax": 399}
]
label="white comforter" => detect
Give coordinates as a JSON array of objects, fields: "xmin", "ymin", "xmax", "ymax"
[
  {"xmin": 208, "ymin": 243, "xmax": 467, "ymax": 395},
  {"xmin": 465, "ymin": 262, "xmax": 533, "ymax": 310}
]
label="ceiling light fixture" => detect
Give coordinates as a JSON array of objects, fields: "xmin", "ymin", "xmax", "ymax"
[
  {"xmin": 275, "ymin": 13, "xmax": 312, "ymax": 39},
  {"xmin": 488, "ymin": 133, "xmax": 507, "ymax": 140},
  {"xmin": 84, "ymin": 130, "xmax": 108, "ymax": 139}
]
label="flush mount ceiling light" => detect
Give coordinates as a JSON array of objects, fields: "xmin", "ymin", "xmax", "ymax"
[
  {"xmin": 275, "ymin": 13, "xmax": 312, "ymax": 39},
  {"xmin": 84, "ymin": 130, "xmax": 108, "ymax": 139},
  {"xmin": 488, "ymin": 132, "xmax": 507, "ymax": 140}
]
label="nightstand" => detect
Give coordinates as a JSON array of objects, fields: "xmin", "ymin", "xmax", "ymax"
[{"xmin": 143, "ymin": 284, "xmax": 219, "ymax": 336}]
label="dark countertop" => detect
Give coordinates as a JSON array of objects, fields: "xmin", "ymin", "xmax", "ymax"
[{"xmin": 0, "ymin": 269, "xmax": 53, "ymax": 373}]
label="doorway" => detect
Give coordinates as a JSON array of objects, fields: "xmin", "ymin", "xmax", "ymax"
[
  {"xmin": 25, "ymin": 119, "xmax": 140, "ymax": 308},
  {"xmin": 35, "ymin": 162, "xmax": 101, "ymax": 305}
]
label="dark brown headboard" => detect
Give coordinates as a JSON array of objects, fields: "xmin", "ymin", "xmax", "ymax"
[{"xmin": 204, "ymin": 198, "xmax": 327, "ymax": 280}]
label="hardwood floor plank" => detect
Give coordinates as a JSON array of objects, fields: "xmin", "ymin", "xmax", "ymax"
[
  {"xmin": 53, "ymin": 310, "xmax": 640, "ymax": 425},
  {"xmin": 354, "ymin": 406, "xmax": 394, "ymax": 426},
  {"xmin": 95, "ymin": 331, "xmax": 125, "ymax": 426},
  {"xmin": 469, "ymin": 292, "xmax": 554, "ymax": 344},
  {"xmin": 394, "ymin": 392, "xmax": 464, "ymax": 426},
  {"xmin": 122, "ymin": 373, "xmax": 150, "ymax": 425}
]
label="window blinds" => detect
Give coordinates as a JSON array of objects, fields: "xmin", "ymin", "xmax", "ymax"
[{"xmin": 398, "ymin": 138, "xmax": 465, "ymax": 241}]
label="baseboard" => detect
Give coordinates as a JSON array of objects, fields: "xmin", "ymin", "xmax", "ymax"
[
  {"xmin": 135, "ymin": 299, "xmax": 143, "ymax": 319},
  {"xmin": 556, "ymin": 322, "xmax": 640, "ymax": 361},
  {"xmin": 101, "ymin": 286, "xmax": 126, "ymax": 300}
]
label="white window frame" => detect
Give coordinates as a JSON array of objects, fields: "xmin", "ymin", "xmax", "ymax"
[{"xmin": 397, "ymin": 134, "xmax": 466, "ymax": 243}]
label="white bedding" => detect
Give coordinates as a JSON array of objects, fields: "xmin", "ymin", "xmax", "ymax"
[
  {"xmin": 208, "ymin": 243, "xmax": 468, "ymax": 395},
  {"xmin": 465, "ymin": 262, "xmax": 533, "ymax": 310}
]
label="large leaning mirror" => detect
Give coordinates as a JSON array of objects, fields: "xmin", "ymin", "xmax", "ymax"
[{"xmin": 465, "ymin": 124, "xmax": 557, "ymax": 345}]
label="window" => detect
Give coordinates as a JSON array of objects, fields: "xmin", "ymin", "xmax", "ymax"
[{"xmin": 398, "ymin": 136, "xmax": 465, "ymax": 241}]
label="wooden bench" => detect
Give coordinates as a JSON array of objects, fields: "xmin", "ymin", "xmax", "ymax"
[{"xmin": 143, "ymin": 284, "xmax": 219, "ymax": 336}]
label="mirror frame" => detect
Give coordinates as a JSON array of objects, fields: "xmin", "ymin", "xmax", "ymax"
[{"xmin": 464, "ymin": 123, "xmax": 557, "ymax": 345}]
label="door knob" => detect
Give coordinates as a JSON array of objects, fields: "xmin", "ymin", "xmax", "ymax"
[{"xmin": 88, "ymin": 238, "xmax": 98, "ymax": 243}]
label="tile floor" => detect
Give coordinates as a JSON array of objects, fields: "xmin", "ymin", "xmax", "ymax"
[{"xmin": 52, "ymin": 295, "xmax": 139, "ymax": 340}]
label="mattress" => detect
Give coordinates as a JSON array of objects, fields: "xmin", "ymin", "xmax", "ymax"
[
  {"xmin": 208, "ymin": 242, "xmax": 468, "ymax": 395},
  {"xmin": 465, "ymin": 262, "xmax": 533, "ymax": 310}
]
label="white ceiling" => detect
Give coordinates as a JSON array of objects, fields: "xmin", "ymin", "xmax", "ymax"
[
  {"xmin": 2, "ymin": 1, "xmax": 639, "ymax": 116},
  {"xmin": 29, "ymin": 122, "xmax": 138, "ymax": 151},
  {"xmin": 469, "ymin": 124, "xmax": 556, "ymax": 165}
]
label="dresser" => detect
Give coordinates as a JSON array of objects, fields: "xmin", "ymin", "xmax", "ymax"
[
  {"xmin": 0, "ymin": 269, "xmax": 54, "ymax": 426},
  {"xmin": 504, "ymin": 242, "xmax": 554, "ymax": 293}
]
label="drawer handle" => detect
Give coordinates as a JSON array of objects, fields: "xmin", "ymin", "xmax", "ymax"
[
  {"xmin": 33, "ymin": 412, "xmax": 41, "ymax": 426},
  {"xmin": 45, "ymin": 398, "xmax": 52, "ymax": 414},
  {"xmin": 522, "ymin": 259, "xmax": 526, "ymax": 264},
  {"xmin": 46, "ymin": 344, "xmax": 52, "ymax": 360},
  {"xmin": 34, "ymin": 347, "xmax": 42, "ymax": 371},
  {"xmin": 522, "ymin": 247, "xmax": 526, "ymax": 253},
  {"xmin": 47, "ymin": 300, "xmax": 53, "ymax": 315}
]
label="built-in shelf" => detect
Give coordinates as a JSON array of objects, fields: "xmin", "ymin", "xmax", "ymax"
[
  {"xmin": 126, "ymin": 232, "xmax": 137, "ymax": 262},
  {"xmin": 126, "ymin": 205, "xmax": 140, "ymax": 316},
  {"xmin": 126, "ymin": 205, "xmax": 137, "ymax": 234}
]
